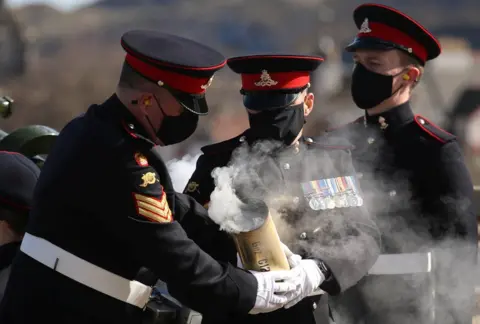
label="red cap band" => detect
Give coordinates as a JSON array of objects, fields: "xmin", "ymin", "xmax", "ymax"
[
  {"xmin": 125, "ymin": 54, "xmax": 213, "ymax": 94},
  {"xmin": 241, "ymin": 71, "xmax": 310, "ymax": 91},
  {"xmin": 358, "ymin": 22, "xmax": 427, "ymax": 63}
]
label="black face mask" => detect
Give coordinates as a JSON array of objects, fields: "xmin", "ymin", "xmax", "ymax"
[
  {"xmin": 351, "ymin": 62, "xmax": 405, "ymax": 110},
  {"xmin": 151, "ymin": 96, "xmax": 199, "ymax": 146},
  {"xmin": 248, "ymin": 103, "xmax": 305, "ymax": 145}
]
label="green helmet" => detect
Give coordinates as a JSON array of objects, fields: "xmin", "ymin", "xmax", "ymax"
[{"xmin": 0, "ymin": 125, "xmax": 58, "ymax": 167}]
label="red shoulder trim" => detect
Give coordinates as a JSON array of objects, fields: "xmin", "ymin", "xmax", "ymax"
[
  {"xmin": 326, "ymin": 116, "xmax": 364, "ymax": 132},
  {"xmin": 414, "ymin": 115, "xmax": 455, "ymax": 144}
]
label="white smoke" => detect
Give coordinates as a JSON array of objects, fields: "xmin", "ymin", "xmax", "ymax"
[
  {"xmin": 208, "ymin": 142, "xmax": 276, "ymax": 234},
  {"xmin": 166, "ymin": 153, "xmax": 201, "ymax": 192},
  {"xmin": 206, "ymin": 134, "xmax": 478, "ymax": 324}
]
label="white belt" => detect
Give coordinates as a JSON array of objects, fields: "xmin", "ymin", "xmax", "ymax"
[
  {"xmin": 20, "ymin": 233, "xmax": 153, "ymax": 309},
  {"xmin": 368, "ymin": 252, "xmax": 432, "ymax": 275}
]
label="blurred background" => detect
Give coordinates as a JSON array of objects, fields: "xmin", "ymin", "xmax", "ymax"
[{"xmin": 0, "ymin": 0, "xmax": 476, "ymax": 164}]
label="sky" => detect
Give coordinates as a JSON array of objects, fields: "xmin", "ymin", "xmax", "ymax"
[{"xmin": 6, "ymin": 0, "xmax": 98, "ymax": 11}]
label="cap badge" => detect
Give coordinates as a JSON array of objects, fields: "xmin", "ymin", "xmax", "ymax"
[
  {"xmin": 359, "ymin": 18, "xmax": 372, "ymax": 34},
  {"xmin": 378, "ymin": 116, "xmax": 388, "ymax": 130},
  {"xmin": 254, "ymin": 70, "xmax": 278, "ymax": 87},
  {"xmin": 201, "ymin": 76, "xmax": 214, "ymax": 90}
]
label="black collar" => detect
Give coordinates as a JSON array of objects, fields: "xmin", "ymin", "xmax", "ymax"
[
  {"xmin": 100, "ymin": 94, "xmax": 154, "ymax": 145},
  {"xmin": 364, "ymin": 101, "xmax": 414, "ymax": 133}
]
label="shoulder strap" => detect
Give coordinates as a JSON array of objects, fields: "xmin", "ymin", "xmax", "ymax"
[
  {"xmin": 305, "ymin": 135, "xmax": 355, "ymax": 150},
  {"xmin": 414, "ymin": 115, "xmax": 455, "ymax": 144}
]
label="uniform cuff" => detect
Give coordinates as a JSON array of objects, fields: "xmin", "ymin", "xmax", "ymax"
[{"xmin": 227, "ymin": 264, "xmax": 258, "ymax": 314}]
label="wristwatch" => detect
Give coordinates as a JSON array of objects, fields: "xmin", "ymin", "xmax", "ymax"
[{"xmin": 314, "ymin": 259, "xmax": 331, "ymax": 280}]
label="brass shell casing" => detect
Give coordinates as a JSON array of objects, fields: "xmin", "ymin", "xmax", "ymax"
[{"xmin": 233, "ymin": 208, "xmax": 290, "ymax": 272}]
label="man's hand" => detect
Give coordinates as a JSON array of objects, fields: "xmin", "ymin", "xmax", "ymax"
[
  {"xmin": 284, "ymin": 260, "xmax": 325, "ymax": 309},
  {"xmin": 248, "ymin": 270, "xmax": 298, "ymax": 314}
]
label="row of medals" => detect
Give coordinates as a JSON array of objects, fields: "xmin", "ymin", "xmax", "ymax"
[{"xmin": 308, "ymin": 193, "xmax": 364, "ymax": 211}]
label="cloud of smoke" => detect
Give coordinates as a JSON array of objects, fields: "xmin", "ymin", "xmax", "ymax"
[
  {"xmin": 206, "ymin": 132, "xmax": 478, "ymax": 324},
  {"xmin": 166, "ymin": 153, "xmax": 201, "ymax": 192},
  {"xmin": 207, "ymin": 140, "xmax": 292, "ymax": 235}
]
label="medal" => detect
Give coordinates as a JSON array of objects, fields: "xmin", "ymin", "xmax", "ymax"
[
  {"xmin": 318, "ymin": 197, "xmax": 326, "ymax": 210},
  {"xmin": 356, "ymin": 196, "xmax": 364, "ymax": 207},
  {"xmin": 325, "ymin": 197, "xmax": 335, "ymax": 209},
  {"xmin": 347, "ymin": 194, "xmax": 358, "ymax": 207},
  {"xmin": 309, "ymin": 197, "xmax": 322, "ymax": 211},
  {"xmin": 333, "ymin": 195, "xmax": 343, "ymax": 208}
]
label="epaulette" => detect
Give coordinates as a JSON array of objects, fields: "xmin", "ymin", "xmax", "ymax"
[
  {"xmin": 325, "ymin": 116, "xmax": 364, "ymax": 133},
  {"xmin": 304, "ymin": 135, "xmax": 355, "ymax": 150},
  {"xmin": 200, "ymin": 132, "xmax": 247, "ymax": 155},
  {"xmin": 414, "ymin": 115, "xmax": 456, "ymax": 144}
]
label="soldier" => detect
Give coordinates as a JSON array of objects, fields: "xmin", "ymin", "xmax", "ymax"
[
  {"xmin": 0, "ymin": 31, "xmax": 310, "ymax": 324},
  {"xmin": 0, "ymin": 151, "xmax": 40, "ymax": 302},
  {"xmin": 326, "ymin": 4, "xmax": 478, "ymax": 324},
  {"xmin": 183, "ymin": 54, "xmax": 381, "ymax": 324}
]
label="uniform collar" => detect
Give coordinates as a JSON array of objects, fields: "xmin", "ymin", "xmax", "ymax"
[
  {"xmin": 101, "ymin": 94, "xmax": 155, "ymax": 146},
  {"xmin": 364, "ymin": 101, "xmax": 414, "ymax": 133}
]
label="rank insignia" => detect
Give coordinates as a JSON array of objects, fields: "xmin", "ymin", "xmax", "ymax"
[
  {"xmin": 185, "ymin": 181, "xmax": 199, "ymax": 193},
  {"xmin": 140, "ymin": 172, "xmax": 159, "ymax": 187},
  {"xmin": 301, "ymin": 176, "xmax": 363, "ymax": 210},
  {"xmin": 134, "ymin": 152, "xmax": 149, "ymax": 167},
  {"xmin": 133, "ymin": 192, "xmax": 172, "ymax": 223}
]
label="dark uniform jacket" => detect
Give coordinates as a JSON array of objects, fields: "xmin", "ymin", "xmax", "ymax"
[
  {"xmin": 326, "ymin": 102, "xmax": 478, "ymax": 324},
  {"xmin": 183, "ymin": 130, "xmax": 381, "ymax": 324},
  {"xmin": 0, "ymin": 242, "xmax": 19, "ymax": 303},
  {"xmin": 0, "ymin": 95, "xmax": 257, "ymax": 324}
]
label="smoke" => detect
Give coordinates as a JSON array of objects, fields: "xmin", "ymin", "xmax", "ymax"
[
  {"xmin": 166, "ymin": 153, "xmax": 200, "ymax": 192},
  {"xmin": 208, "ymin": 140, "xmax": 293, "ymax": 235},
  {"xmin": 206, "ymin": 132, "xmax": 478, "ymax": 324}
]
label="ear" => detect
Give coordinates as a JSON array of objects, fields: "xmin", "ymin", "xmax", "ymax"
[
  {"xmin": 404, "ymin": 67, "xmax": 420, "ymax": 84},
  {"xmin": 304, "ymin": 93, "xmax": 314, "ymax": 117}
]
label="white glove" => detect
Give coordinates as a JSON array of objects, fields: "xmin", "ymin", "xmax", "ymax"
[
  {"xmin": 284, "ymin": 259, "xmax": 325, "ymax": 309},
  {"xmin": 248, "ymin": 270, "xmax": 298, "ymax": 314},
  {"xmin": 281, "ymin": 242, "xmax": 302, "ymax": 268},
  {"xmin": 236, "ymin": 253, "xmax": 244, "ymax": 269}
]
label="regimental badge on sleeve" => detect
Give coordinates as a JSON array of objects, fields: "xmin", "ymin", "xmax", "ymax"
[
  {"xmin": 132, "ymin": 192, "xmax": 173, "ymax": 223},
  {"xmin": 185, "ymin": 181, "xmax": 200, "ymax": 193}
]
